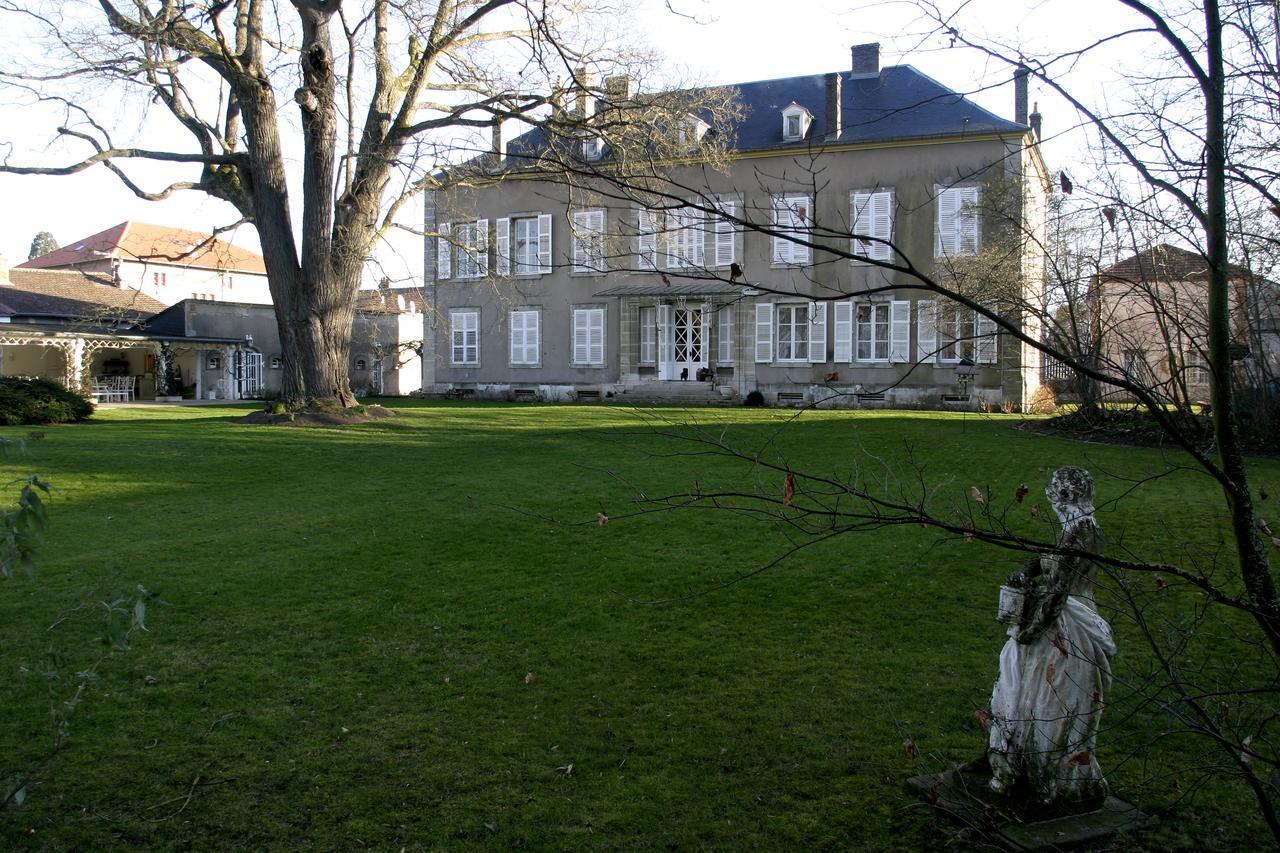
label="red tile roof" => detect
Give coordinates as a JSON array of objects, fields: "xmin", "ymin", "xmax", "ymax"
[
  {"xmin": 1, "ymin": 268, "xmax": 166, "ymax": 318},
  {"xmin": 18, "ymin": 221, "xmax": 266, "ymax": 274},
  {"xmin": 1099, "ymin": 244, "xmax": 1253, "ymax": 282}
]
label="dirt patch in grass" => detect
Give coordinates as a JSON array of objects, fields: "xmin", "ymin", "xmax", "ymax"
[{"xmin": 238, "ymin": 404, "xmax": 395, "ymax": 427}]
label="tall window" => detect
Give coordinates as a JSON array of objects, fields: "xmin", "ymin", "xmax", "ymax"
[
  {"xmin": 454, "ymin": 220, "xmax": 489, "ymax": 279},
  {"xmin": 666, "ymin": 207, "xmax": 705, "ymax": 268},
  {"xmin": 513, "ymin": 217, "xmax": 540, "ymax": 274},
  {"xmin": 772, "ymin": 195, "xmax": 812, "ymax": 265},
  {"xmin": 856, "ymin": 303, "xmax": 891, "ymax": 361},
  {"xmin": 935, "ymin": 186, "xmax": 980, "ymax": 257},
  {"xmin": 450, "ymin": 310, "xmax": 479, "ymax": 365},
  {"xmin": 851, "ymin": 189, "xmax": 895, "ymax": 262},
  {"xmin": 938, "ymin": 305, "xmax": 976, "ymax": 362},
  {"xmin": 639, "ymin": 306, "xmax": 656, "ymax": 364},
  {"xmin": 1186, "ymin": 350, "xmax": 1210, "ymax": 385},
  {"xmin": 509, "ymin": 309, "xmax": 539, "ymax": 366},
  {"xmin": 572, "ymin": 307, "xmax": 606, "ymax": 365},
  {"xmin": 776, "ymin": 304, "xmax": 809, "ymax": 362},
  {"xmin": 572, "ymin": 209, "xmax": 606, "ymax": 273}
]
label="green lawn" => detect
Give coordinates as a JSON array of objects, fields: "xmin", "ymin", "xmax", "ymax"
[{"xmin": 0, "ymin": 400, "xmax": 1275, "ymax": 849}]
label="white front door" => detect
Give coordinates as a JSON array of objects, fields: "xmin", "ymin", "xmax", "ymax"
[{"xmin": 658, "ymin": 303, "xmax": 708, "ymax": 380}]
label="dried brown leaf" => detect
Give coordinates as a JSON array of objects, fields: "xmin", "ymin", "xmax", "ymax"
[{"xmin": 783, "ymin": 472, "xmax": 796, "ymax": 507}]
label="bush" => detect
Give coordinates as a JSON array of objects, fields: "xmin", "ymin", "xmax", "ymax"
[
  {"xmin": 1026, "ymin": 384, "xmax": 1059, "ymax": 415},
  {"xmin": 0, "ymin": 378, "xmax": 93, "ymax": 425},
  {"xmin": 744, "ymin": 389, "xmax": 765, "ymax": 407}
]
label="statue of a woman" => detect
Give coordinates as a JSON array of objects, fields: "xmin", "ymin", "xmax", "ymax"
[{"xmin": 988, "ymin": 466, "xmax": 1116, "ymax": 806}]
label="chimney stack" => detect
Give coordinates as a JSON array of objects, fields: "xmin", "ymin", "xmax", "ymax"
[
  {"xmin": 1014, "ymin": 65, "xmax": 1030, "ymax": 125},
  {"xmin": 825, "ymin": 72, "xmax": 843, "ymax": 139},
  {"xmin": 0, "ymin": 254, "xmax": 10, "ymax": 286},
  {"xmin": 851, "ymin": 43, "xmax": 880, "ymax": 78},
  {"xmin": 603, "ymin": 74, "xmax": 634, "ymax": 104},
  {"xmin": 491, "ymin": 118, "xmax": 505, "ymax": 162},
  {"xmin": 1029, "ymin": 101, "xmax": 1042, "ymax": 140},
  {"xmin": 572, "ymin": 66, "xmax": 597, "ymax": 119}
]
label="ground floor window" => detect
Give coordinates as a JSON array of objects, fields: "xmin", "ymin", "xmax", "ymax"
[
  {"xmin": 776, "ymin": 304, "xmax": 809, "ymax": 362},
  {"xmin": 573, "ymin": 307, "xmax": 605, "ymax": 366},
  {"xmin": 639, "ymin": 306, "xmax": 656, "ymax": 364},
  {"xmin": 451, "ymin": 310, "xmax": 479, "ymax": 365},
  {"xmin": 856, "ymin": 303, "xmax": 891, "ymax": 361},
  {"xmin": 1185, "ymin": 350, "xmax": 1209, "ymax": 385},
  {"xmin": 938, "ymin": 305, "xmax": 976, "ymax": 362},
  {"xmin": 510, "ymin": 309, "xmax": 540, "ymax": 366}
]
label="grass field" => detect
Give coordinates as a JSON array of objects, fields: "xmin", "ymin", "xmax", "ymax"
[{"xmin": 0, "ymin": 400, "xmax": 1275, "ymax": 849}]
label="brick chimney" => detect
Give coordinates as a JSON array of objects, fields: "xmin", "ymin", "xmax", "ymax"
[
  {"xmin": 1014, "ymin": 65, "xmax": 1030, "ymax": 125},
  {"xmin": 825, "ymin": 72, "xmax": 843, "ymax": 139},
  {"xmin": 1029, "ymin": 101, "xmax": 1042, "ymax": 140},
  {"xmin": 851, "ymin": 43, "xmax": 880, "ymax": 78}
]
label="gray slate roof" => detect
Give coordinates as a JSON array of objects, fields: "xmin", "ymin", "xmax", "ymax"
[{"xmin": 502, "ymin": 65, "xmax": 1026, "ymax": 166}]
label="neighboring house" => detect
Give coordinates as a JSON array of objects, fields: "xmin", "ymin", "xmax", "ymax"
[
  {"xmin": 424, "ymin": 44, "xmax": 1050, "ymax": 409},
  {"xmin": 18, "ymin": 220, "xmax": 273, "ymax": 305},
  {"xmin": 1089, "ymin": 244, "xmax": 1273, "ymax": 400},
  {"xmin": 0, "ymin": 254, "xmax": 423, "ymax": 399}
]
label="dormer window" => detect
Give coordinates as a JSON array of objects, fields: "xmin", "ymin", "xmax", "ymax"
[
  {"xmin": 679, "ymin": 114, "xmax": 710, "ymax": 147},
  {"xmin": 582, "ymin": 137, "xmax": 603, "ymax": 161},
  {"xmin": 782, "ymin": 103, "xmax": 812, "ymax": 141}
]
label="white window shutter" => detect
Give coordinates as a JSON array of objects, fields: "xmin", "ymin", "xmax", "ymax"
[
  {"xmin": 475, "ymin": 219, "xmax": 489, "ymax": 276},
  {"xmin": 573, "ymin": 309, "xmax": 589, "ymax": 364},
  {"xmin": 936, "ymin": 187, "xmax": 957, "ymax": 256},
  {"xmin": 657, "ymin": 303, "xmax": 674, "ymax": 370},
  {"xmin": 640, "ymin": 306, "xmax": 656, "ymax": 363},
  {"xmin": 496, "ymin": 217, "xmax": 510, "ymax": 275},
  {"xmin": 807, "ymin": 301, "xmax": 827, "ymax": 363},
  {"xmin": 715, "ymin": 200, "xmax": 736, "ymax": 267},
  {"xmin": 959, "ymin": 187, "xmax": 980, "ymax": 255},
  {"xmin": 889, "ymin": 300, "xmax": 910, "ymax": 363},
  {"xmin": 976, "ymin": 306, "xmax": 998, "ymax": 364},
  {"xmin": 916, "ymin": 299, "xmax": 937, "ymax": 363},
  {"xmin": 717, "ymin": 305, "xmax": 734, "ymax": 364},
  {"xmin": 872, "ymin": 190, "xmax": 894, "ymax": 261},
  {"xmin": 537, "ymin": 213, "xmax": 553, "ymax": 273},
  {"xmin": 792, "ymin": 197, "xmax": 812, "ymax": 264},
  {"xmin": 665, "ymin": 210, "xmax": 681, "ymax": 268},
  {"xmin": 755, "ymin": 302, "xmax": 774, "ymax": 363},
  {"xmin": 508, "ymin": 311, "xmax": 520, "ymax": 363},
  {"xmin": 590, "ymin": 309, "xmax": 605, "ymax": 365},
  {"xmin": 437, "ymin": 222, "xmax": 452, "ymax": 279},
  {"xmin": 572, "ymin": 211, "xmax": 588, "ymax": 270},
  {"xmin": 529, "ymin": 311, "xmax": 540, "ymax": 363},
  {"xmin": 638, "ymin": 209, "xmax": 657, "ymax": 269},
  {"xmin": 833, "ymin": 300, "xmax": 854, "ymax": 363},
  {"xmin": 772, "ymin": 197, "xmax": 790, "ymax": 264},
  {"xmin": 692, "ymin": 210, "xmax": 706, "ymax": 267}
]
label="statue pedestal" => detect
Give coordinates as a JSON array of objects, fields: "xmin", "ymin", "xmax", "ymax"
[{"xmin": 906, "ymin": 764, "xmax": 1155, "ymax": 850}]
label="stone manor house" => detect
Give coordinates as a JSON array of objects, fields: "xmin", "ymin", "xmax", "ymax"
[{"xmin": 422, "ymin": 44, "xmax": 1050, "ymax": 409}]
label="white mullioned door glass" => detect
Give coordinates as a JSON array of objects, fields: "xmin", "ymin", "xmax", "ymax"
[
  {"xmin": 658, "ymin": 303, "xmax": 708, "ymax": 379},
  {"xmin": 234, "ymin": 349, "xmax": 264, "ymax": 397}
]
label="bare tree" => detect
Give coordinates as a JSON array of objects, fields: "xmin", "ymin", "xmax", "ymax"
[{"xmin": 0, "ymin": 0, "xmax": 668, "ymax": 407}]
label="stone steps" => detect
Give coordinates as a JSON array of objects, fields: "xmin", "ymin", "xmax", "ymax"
[{"xmin": 619, "ymin": 382, "xmax": 734, "ymax": 405}]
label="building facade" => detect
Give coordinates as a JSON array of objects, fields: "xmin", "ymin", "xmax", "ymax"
[{"xmin": 423, "ymin": 45, "xmax": 1049, "ymax": 409}]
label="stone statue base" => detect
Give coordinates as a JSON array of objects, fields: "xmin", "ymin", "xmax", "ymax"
[{"xmin": 906, "ymin": 761, "xmax": 1155, "ymax": 850}]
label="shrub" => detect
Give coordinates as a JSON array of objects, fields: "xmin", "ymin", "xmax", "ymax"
[
  {"xmin": 1026, "ymin": 384, "xmax": 1058, "ymax": 415},
  {"xmin": 0, "ymin": 378, "xmax": 93, "ymax": 425},
  {"xmin": 744, "ymin": 389, "xmax": 765, "ymax": 407}
]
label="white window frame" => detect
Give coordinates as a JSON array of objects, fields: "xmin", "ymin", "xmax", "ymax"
[
  {"xmin": 772, "ymin": 194, "xmax": 813, "ymax": 266},
  {"xmin": 935, "ymin": 185, "xmax": 981, "ymax": 257},
  {"xmin": 1186, "ymin": 350, "xmax": 1209, "ymax": 385},
  {"xmin": 511, "ymin": 216, "xmax": 544, "ymax": 276},
  {"xmin": 454, "ymin": 220, "xmax": 489, "ymax": 279},
  {"xmin": 572, "ymin": 209, "xmax": 606, "ymax": 274},
  {"xmin": 782, "ymin": 104, "xmax": 811, "ymax": 141},
  {"xmin": 509, "ymin": 309, "xmax": 540, "ymax": 367},
  {"xmin": 775, "ymin": 303, "xmax": 810, "ymax": 363},
  {"xmin": 572, "ymin": 306, "xmax": 606, "ymax": 366},
  {"xmin": 450, "ymin": 309, "xmax": 480, "ymax": 366},
  {"xmin": 666, "ymin": 206, "xmax": 705, "ymax": 269},
  {"xmin": 855, "ymin": 302, "xmax": 891, "ymax": 363},
  {"xmin": 851, "ymin": 189, "xmax": 895, "ymax": 262},
  {"xmin": 938, "ymin": 304, "xmax": 976, "ymax": 363}
]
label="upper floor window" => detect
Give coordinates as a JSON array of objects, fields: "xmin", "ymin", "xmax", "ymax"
[
  {"xmin": 935, "ymin": 185, "xmax": 981, "ymax": 257},
  {"xmin": 572, "ymin": 209, "xmax": 606, "ymax": 273},
  {"xmin": 679, "ymin": 115, "xmax": 710, "ymax": 147},
  {"xmin": 851, "ymin": 189, "xmax": 895, "ymax": 262},
  {"xmin": 771, "ymin": 194, "xmax": 813, "ymax": 265},
  {"xmin": 582, "ymin": 137, "xmax": 603, "ymax": 161},
  {"xmin": 781, "ymin": 103, "xmax": 812, "ymax": 141},
  {"xmin": 496, "ymin": 214, "xmax": 553, "ymax": 276},
  {"xmin": 454, "ymin": 220, "xmax": 490, "ymax": 279}
]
